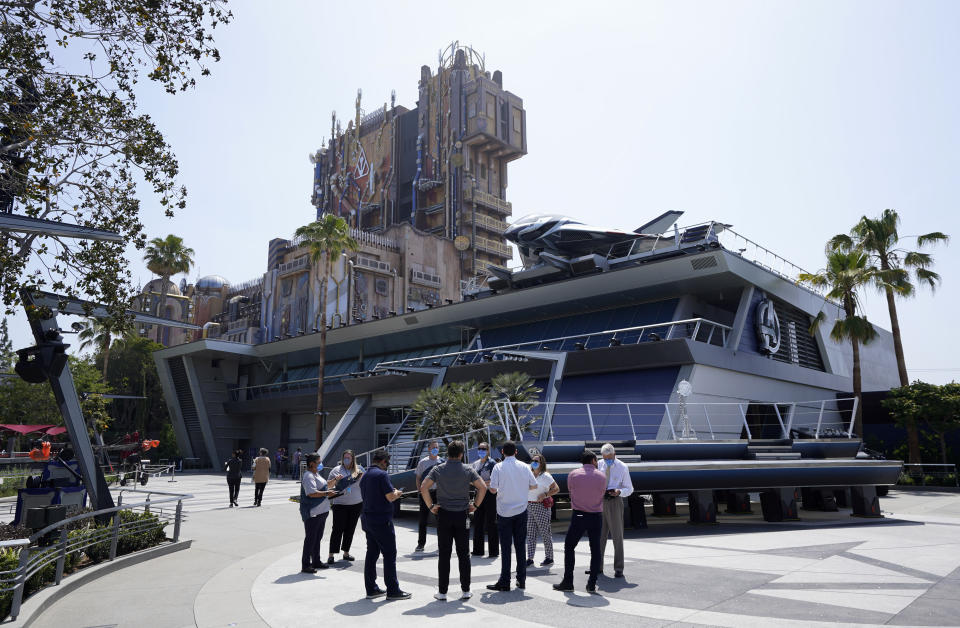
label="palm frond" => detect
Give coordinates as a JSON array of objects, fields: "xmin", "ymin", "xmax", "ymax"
[
  {"xmin": 914, "ymin": 267, "xmax": 941, "ymax": 292},
  {"xmin": 916, "ymin": 231, "xmax": 949, "ymax": 247},
  {"xmin": 903, "ymin": 251, "xmax": 933, "ymax": 268},
  {"xmin": 826, "ymin": 234, "xmax": 855, "ymax": 253}
]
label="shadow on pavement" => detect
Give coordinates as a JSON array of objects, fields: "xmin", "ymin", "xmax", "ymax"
[
  {"xmin": 402, "ymin": 601, "xmax": 478, "ymax": 617},
  {"xmin": 273, "ymin": 572, "xmax": 326, "ymax": 584}
]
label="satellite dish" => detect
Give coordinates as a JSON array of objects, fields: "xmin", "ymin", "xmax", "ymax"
[
  {"xmin": 677, "ymin": 380, "xmax": 692, "ymax": 398},
  {"xmin": 454, "ymin": 235, "xmax": 471, "ymax": 251}
]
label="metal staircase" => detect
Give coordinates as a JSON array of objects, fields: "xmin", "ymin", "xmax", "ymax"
[{"xmin": 747, "ymin": 439, "xmax": 802, "ymax": 460}]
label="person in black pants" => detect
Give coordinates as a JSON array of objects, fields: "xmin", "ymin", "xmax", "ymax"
[
  {"xmin": 414, "ymin": 440, "xmax": 442, "ymax": 552},
  {"xmin": 471, "ymin": 442, "xmax": 498, "ymax": 557},
  {"xmin": 224, "ymin": 449, "xmax": 243, "ymax": 507},
  {"xmin": 420, "ymin": 440, "xmax": 488, "ymax": 601},
  {"xmin": 359, "ymin": 450, "xmax": 411, "ymax": 600},
  {"xmin": 300, "ymin": 454, "xmax": 337, "ymax": 574},
  {"xmin": 553, "ymin": 451, "xmax": 607, "ymax": 593},
  {"xmin": 326, "ymin": 450, "xmax": 364, "ymax": 564}
]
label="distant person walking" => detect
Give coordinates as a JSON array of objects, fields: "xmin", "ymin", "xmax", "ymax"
[
  {"xmin": 486, "ymin": 441, "xmax": 537, "ymax": 592},
  {"xmin": 300, "ymin": 454, "xmax": 337, "ymax": 574},
  {"xmin": 224, "ymin": 449, "xmax": 243, "ymax": 508},
  {"xmin": 554, "ymin": 451, "xmax": 606, "ymax": 593},
  {"xmin": 599, "ymin": 443, "xmax": 633, "ymax": 578},
  {"xmin": 293, "ymin": 447, "xmax": 303, "ymax": 479},
  {"xmin": 359, "ymin": 450, "xmax": 411, "ymax": 600},
  {"xmin": 526, "ymin": 453, "xmax": 559, "ymax": 566},
  {"xmin": 414, "ymin": 440, "xmax": 443, "ymax": 552},
  {"xmin": 419, "ymin": 440, "xmax": 487, "ymax": 601},
  {"xmin": 471, "ymin": 441, "xmax": 499, "ymax": 557},
  {"xmin": 327, "ymin": 449, "xmax": 364, "ymax": 564},
  {"xmin": 275, "ymin": 448, "xmax": 288, "ymax": 479},
  {"xmin": 252, "ymin": 448, "xmax": 271, "ymax": 507}
]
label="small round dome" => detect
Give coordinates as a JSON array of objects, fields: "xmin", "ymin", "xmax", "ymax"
[
  {"xmin": 142, "ymin": 278, "xmax": 181, "ymax": 296},
  {"xmin": 196, "ymin": 275, "xmax": 230, "ymax": 291}
]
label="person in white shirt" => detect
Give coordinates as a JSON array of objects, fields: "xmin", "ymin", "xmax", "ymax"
[
  {"xmin": 526, "ymin": 453, "xmax": 559, "ymax": 567},
  {"xmin": 599, "ymin": 443, "xmax": 634, "ymax": 578},
  {"xmin": 327, "ymin": 449, "xmax": 364, "ymax": 564},
  {"xmin": 486, "ymin": 441, "xmax": 537, "ymax": 592}
]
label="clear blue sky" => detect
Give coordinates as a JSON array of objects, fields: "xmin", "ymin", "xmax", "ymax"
[{"xmin": 8, "ymin": 0, "xmax": 960, "ymax": 384}]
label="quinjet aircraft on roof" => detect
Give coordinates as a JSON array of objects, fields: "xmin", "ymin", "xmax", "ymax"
[{"xmin": 504, "ymin": 210, "xmax": 686, "ymax": 268}]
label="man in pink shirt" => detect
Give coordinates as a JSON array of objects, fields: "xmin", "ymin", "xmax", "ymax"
[{"xmin": 554, "ymin": 451, "xmax": 607, "ymax": 593}]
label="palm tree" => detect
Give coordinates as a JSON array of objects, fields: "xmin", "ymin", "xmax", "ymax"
[
  {"xmin": 829, "ymin": 209, "xmax": 949, "ymax": 463},
  {"xmin": 799, "ymin": 249, "xmax": 878, "ymax": 438},
  {"xmin": 143, "ymin": 234, "xmax": 195, "ymax": 320},
  {"xmin": 490, "ymin": 372, "xmax": 543, "ymax": 438},
  {"xmin": 78, "ymin": 318, "xmax": 121, "ymax": 378},
  {"xmin": 295, "ymin": 214, "xmax": 358, "ymax": 449}
]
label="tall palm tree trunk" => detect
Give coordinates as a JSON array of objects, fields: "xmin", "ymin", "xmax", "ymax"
[
  {"xmin": 101, "ymin": 338, "xmax": 111, "ymax": 379},
  {"xmin": 315, "ymin": 254, "xmax": 329, "ymax": 451},
  {"xmin": 883, "ymin": 279, "xmax": 921, "ymax": 463},
  {"xmin": 851, "ymin": 336, "xmax": 863, "ymax": 439}
]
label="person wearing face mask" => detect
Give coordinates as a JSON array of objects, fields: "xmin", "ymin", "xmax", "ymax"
[
  {"xmin": 598, "ymin": 443, "xmax": 633, "ymax": 578},
  {"xmin": 359, "ymin": 449, "xmax": 411, "ymax": 600},
  {"xmin": 553, "ymin": 451, "xmax": 606, "ymax": 593},
  {"xmin": 470, "ymin": 441, "xmax": 499, "ymax": 557},
  {"xmin": 526, "ymin": 453, "xmax": 559, "ymax": 567},
  {"xmin": 414, "ymin": 440, "xmax": 443, "ymax": 552},
  {"xmin": 327, "ymin": 449, "xmax": 364, "ymax": 565},
  {"xmin": 419, "ymin": 440, "xmax": 487, "ymax": 601},
  {"xmin": 300, "ymin": 454, "xmax": 338, "ymax": 574}
]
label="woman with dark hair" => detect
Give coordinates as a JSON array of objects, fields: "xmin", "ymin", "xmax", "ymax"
[
  {"xmin": 327, "ymin": 449, "xmax": 364, "ymax": 564},
  {"xmin": 224, "ymin": 449, "xmax": 244, "ymax": 508},
  {"xmin": 252, "ymin": 448, "xmax": 271, "ymax": 506},
  {"xmin": 300, "ymin": 453, "xmax": 337, "ymax": 574},
  {"xmin": 526, "ymin": 452, "xmax": 559, "ymax": 566}
]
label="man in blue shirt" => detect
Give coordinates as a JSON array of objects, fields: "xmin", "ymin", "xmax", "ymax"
[{"xmin": 359, "ymin": 449, "xmax": 411, "ymax": 600}]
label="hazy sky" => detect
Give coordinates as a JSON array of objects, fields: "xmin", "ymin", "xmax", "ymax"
[{"xmin": 8, "ymin": 0, "xmax": 960, "ymax": 384}]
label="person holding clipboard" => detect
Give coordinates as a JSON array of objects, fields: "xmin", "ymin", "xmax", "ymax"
[
  {"xmin": 327, "ymin": 449, "xmax": 364, "ymax": 565},
  {"xmin": 300, "ymin": 453, "xmax": 339, "ymax": 574}
]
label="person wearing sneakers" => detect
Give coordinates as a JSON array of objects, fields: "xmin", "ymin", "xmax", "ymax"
[
  {"xmin": 526, "ymin": 453, "xmax": 559, "ymax": 568},
  {"xmin": 359, "ymin": 449, "xmax": 411, "ymax": 600},
  {"xmin": 326, "ymin": 449, "xmax": 364, "ymax": 565},
  {"xmin": 486, "ymin": 441, "xmax": 538, "ymax": 593},
  {"xmin": 300, "ymin": 454, "xmax": 337, "ymax": 574},
  {"xmin": 414, "ymin": 440, "xmax": 443, "ymax": 552},
  {"xmin": 419, "ymin": 440, "xmax": 487, "ymax": 601},
  {"xmin": 553, "ymin": 451, "xmax": 606, "ymax": 593}
]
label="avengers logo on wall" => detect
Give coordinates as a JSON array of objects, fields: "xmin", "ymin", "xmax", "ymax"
[{"xmin": 755, "ymin": 296, "xmax": 781, "ymax": 355}]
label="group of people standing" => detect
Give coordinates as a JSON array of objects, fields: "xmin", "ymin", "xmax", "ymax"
[{"xmin": 292, "ymin": 439, "xmax": 634, "ymax": 600}]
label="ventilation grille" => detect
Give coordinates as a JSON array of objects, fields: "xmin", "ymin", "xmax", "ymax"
[
  {"xmin": 768, "ymin": 300, "xmax": 825, "ymax": 371},
  {"xmin": 690, "ymin": 256, "xmax": 719, "ymax": 271}
]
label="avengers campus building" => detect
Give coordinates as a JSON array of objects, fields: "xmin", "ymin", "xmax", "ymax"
[{"xmin": 153, "ymin": 44, "xmax": 902, "ymax": 521}]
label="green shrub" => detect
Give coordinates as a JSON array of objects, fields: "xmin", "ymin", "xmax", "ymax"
[
  {"xmin": 0, "ymin": 547, "xmax": 20, "ymax": 620},
  {"xmin": 898, "ymin": 474, "xmax": 915, "ymax": 486},
  {"xmin": 116, "ymin": 511, "xmax": 167, "ymax": 556}
]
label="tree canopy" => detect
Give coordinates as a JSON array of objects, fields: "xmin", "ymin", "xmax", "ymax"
[{"xmin": 0, "ymin": 0, "xmax": 231, "ymax": 328}]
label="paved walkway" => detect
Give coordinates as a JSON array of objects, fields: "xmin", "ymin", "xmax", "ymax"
[{"xmin": 28, "ymin": 476, "xmax": 960, "ymax": 627}]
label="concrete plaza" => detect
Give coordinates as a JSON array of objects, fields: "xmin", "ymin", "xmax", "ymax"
[{"xmin": 24, "ymin": 474, "xmax": 960, "ymax": 627}]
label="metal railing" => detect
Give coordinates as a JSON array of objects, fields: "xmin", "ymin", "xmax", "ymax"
[
  {"xmin": 496, "ymin": 398, "xmax": 859, "ymax": 442},
  {"xmin": 900, "ymin": 464, "xmax": 958, "ymax": 487},
  {"xmin": 0, "ymin": 488, "xmax": 191, "ymax": 620},
  {"xmin": 228, "ymin": 373, "xmax": 352, "ymax": 402},
  {"xmin": 375, "ymin": 317, "xmax": 732, "ymax": 371},
  {"xmin": 354, "ymin": 426, "xmax": 500, "ymax": 478}
]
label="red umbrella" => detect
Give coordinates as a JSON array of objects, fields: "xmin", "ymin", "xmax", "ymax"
[
  {"xmin": 45, "ymin": 427, "xmax": 68, "ymax": 436},
  {"xmin": 0, "ymin": 424, "xmax": 56, "ymax": 435}
]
